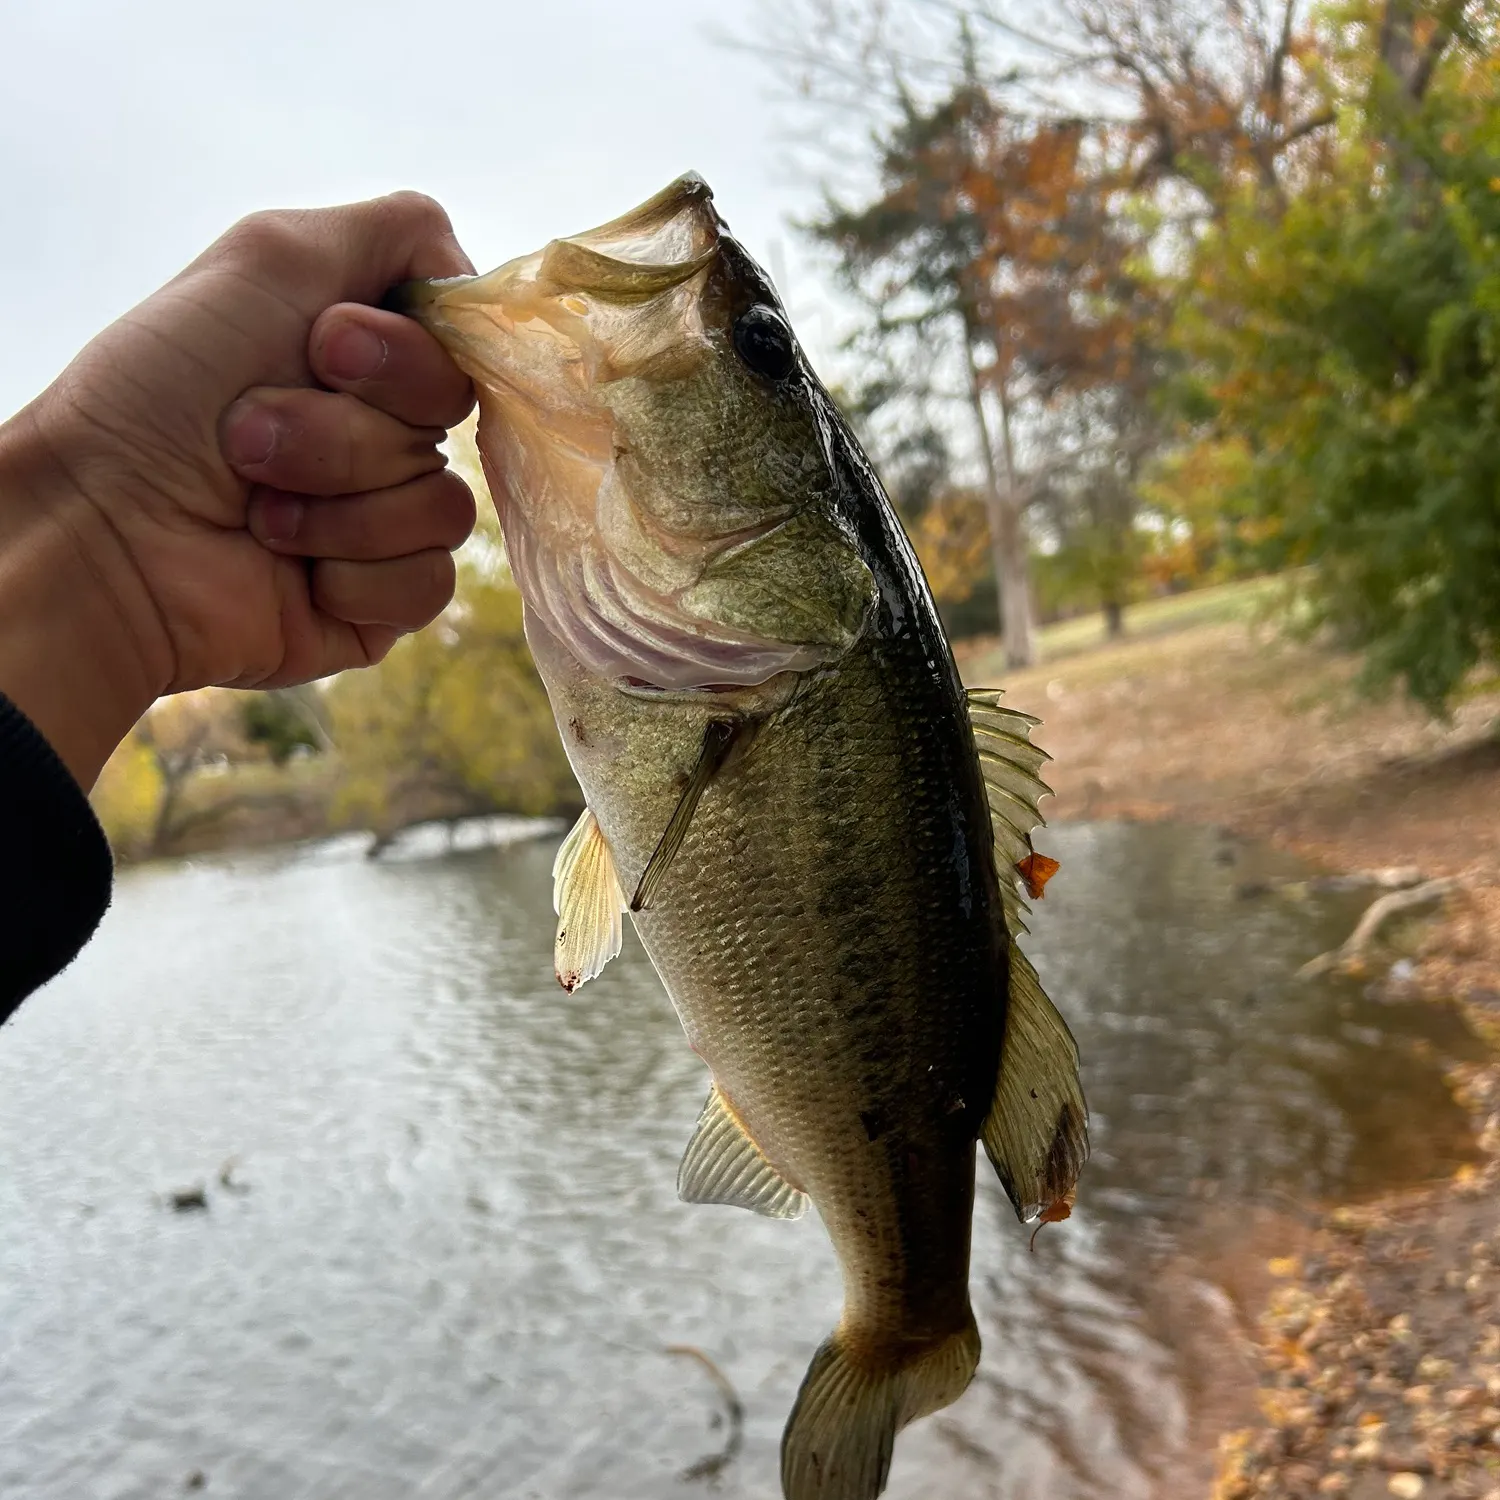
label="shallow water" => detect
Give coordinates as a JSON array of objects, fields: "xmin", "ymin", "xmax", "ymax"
[{"xmin": 0, "ymin": 820, "xmax": 1484, "ymax": 1500}]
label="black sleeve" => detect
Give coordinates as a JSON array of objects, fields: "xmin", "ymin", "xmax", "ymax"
[{"xmin": 0, "ymin": 694, "xmax": 113, "ymax": 1026}]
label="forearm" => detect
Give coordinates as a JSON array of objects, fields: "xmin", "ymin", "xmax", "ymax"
[
  {"xmin": 0, "ymin": 689, "xmax": 113, "ymax": 1023},
  {"xmin": 0, "ymin": 401, "xmax": 165, "ymax": 790}
]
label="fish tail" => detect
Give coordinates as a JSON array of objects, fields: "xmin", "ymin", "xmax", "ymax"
[{"xmin": 779, "ymin": 1314, "xmax": 980, "ymax": 1500}]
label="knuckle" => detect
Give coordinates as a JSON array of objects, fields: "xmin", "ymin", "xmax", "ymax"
[
  {"xmin": 310, "ymin": 560, "xmax": 348, "ymax": 615},
  {"xmin": 305, "ymin": 391, "xmax": 364, "ymax": 491},
  {"xmin": 359, "ymin": 626, "xmax": 399, "ymax": 667},
  {"xmin": 220, "ymin": 210, "xmax": 308, "ymax": 276},
  {"xmin": 383, "ymin": 189, "xmax": 453, "ymax": 236}
]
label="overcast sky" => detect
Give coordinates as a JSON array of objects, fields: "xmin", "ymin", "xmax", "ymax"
[{"xmin": 0, "ymin": 0, "xmax": 850, "ymax": 421}]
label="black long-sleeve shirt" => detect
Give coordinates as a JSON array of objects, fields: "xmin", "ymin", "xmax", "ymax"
[{"xmin": 0, "ymin": 695, "xmax": 113, "ymax": 1026}]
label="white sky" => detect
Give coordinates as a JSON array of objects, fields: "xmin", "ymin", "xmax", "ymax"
[{"xmin": 0, "ymin": 0, "xmax": 851, "ymax": 421}]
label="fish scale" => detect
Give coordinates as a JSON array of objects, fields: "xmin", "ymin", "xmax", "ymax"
[{"xmin": 398, "ymin": 171, "xmax": 1088, "ymax": 1500}]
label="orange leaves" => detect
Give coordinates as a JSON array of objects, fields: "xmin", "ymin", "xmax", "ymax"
[
  {"xmin": 814, "ymin": 80, "xmax": 1162, "ymax": 413},
  {"xmin": 907, "ymin": 490, "xmax": 993, "ymax": 605},
  {"xmin": 1028, "ymin": 1190, "xmax": 1076, "ymax": 1252},
  {"xmin": 1015, "ymin": 852, "xmax": 1061, "ymax": 901}
]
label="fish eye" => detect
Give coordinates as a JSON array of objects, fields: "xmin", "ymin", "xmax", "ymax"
[{"xmin": 732, "ymin": 305, "xmax": 797, "ymax": 381}]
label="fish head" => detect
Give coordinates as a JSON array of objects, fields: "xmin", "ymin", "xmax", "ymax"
[{"xmin": 398, "ymin": 174, "xmax": 876, "ymax": 693}]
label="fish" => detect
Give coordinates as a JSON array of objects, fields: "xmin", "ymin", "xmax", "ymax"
[{"xmin": 394, "ymin": 174, "xmax": 1088, "ymax": 1500}]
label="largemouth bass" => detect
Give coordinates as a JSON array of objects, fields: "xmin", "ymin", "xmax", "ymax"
[{"xmin": 396, "ymin": 175, "xmax": 1088, "ymax": 1500}]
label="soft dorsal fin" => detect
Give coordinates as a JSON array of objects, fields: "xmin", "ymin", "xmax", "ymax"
[
  {"xmin": 965, "ymin": 687, "xmax": 1090, "ymax": 1223},
  {"xmin": 631, "ymin": 719, "xmax": 743, "ymax": 913},
  {"xmin": 552, "ymin": 808, "xmax": 627, "ymax": 992},
  {"xmin": 678, "ymin": 1085, "xmax": 807, "ymax": 1219},
  {"xmin": 983, "ymin": 944, "xmax": 1089, "ymax": 1222}
]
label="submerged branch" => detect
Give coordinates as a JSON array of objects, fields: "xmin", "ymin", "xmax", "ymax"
[
  {"xmin": 665, "ymin": 1345, "xmax": 745, "ymax": 1484},
  {"xmin": 1297, "ymin": 876, "xmax": 1468, "ymax": 979}
]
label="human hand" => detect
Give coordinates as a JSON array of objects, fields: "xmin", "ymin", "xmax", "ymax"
[{"xmin": 0, "ymin": 192, "xmax": 478, "ymax": 788}]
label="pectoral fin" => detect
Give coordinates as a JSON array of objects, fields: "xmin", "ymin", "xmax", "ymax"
[
  {"xmin": 631, "ymin": 719, "xmax": 743, "ymax": 913},
  {"xmin": 552, "ymin": 808, "xmax": 627, "ymax": 993},
  {"xmin": 678, "ymin": 1085, "xmax": 807, "ymax": 1219}
]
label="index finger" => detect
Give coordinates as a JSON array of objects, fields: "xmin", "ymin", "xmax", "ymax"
[{"xmin": 205, "ymin": 191, "xmax": 477, "ymax": 324}]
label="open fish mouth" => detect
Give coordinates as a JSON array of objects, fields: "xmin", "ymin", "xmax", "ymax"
[
  {"xmin": 532, "ymin": 172, "xmax": 721, "ymax": 300},
  {"xmin": 394, "ymin": 175, "xmax": 870, "ymax": 694},
  {"xmin": 393, "ymin": 173, "xmax": 724, "ymax": 408}
]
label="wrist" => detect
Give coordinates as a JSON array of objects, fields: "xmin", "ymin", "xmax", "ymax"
[{"xmin": 0, "ymin": 400, "xmax": 169, "ymax": 790}]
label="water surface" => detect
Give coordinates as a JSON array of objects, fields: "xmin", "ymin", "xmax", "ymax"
[{"xmin": 0, "ymin": 821, "xmax": 1482, "ymax": 1499}]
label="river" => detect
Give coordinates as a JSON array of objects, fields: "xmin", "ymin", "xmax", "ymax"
[{"xmin": 0, "ymin": 820, "xmax": 1485, "ymax": 1499}]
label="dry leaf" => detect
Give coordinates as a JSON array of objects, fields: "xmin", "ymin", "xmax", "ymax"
[
  {"xmin": 1029, "ymin": 1191, "xmax": 1075, "ymax": 1251},
  {"xmin": 1017, "ymin": 853, "xmax": 1061, "ymax": 900}
]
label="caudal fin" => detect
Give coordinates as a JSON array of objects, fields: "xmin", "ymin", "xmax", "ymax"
[{"xmin": 780, "ymin": 1317, "xmax": 980, "ymax": 1500}]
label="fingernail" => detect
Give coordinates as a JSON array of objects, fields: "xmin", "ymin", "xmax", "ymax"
[
  {"xmin": 323, "ymin": 322, "xmax": 388, "ymax": 382},
  {"xmin": 223, "ymin": 402, "xmax": 280, "ymax": 468},
  {"xmin": 250, "ymin": 491, "xmax": 303, "ymax": 544}
]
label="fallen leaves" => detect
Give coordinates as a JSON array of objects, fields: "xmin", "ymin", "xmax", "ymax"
[{"xmin": 1213, "ymin": 1026, "xmax": 1500, "ymax": 1500}]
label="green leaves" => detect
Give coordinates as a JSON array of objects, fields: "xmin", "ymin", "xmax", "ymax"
[{"xmin": 1166, "ymin": 28, "xmax": 1500, "ymax": 714}]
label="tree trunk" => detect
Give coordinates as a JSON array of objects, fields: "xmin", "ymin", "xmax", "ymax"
[
  {"xmin": 961, "ymin": 333, "xmax": 1036, "ymax": 668},
  {"xmin": 1374, "ymin": 0, "xmax": 1456, "ymax": 184},
  {"xmin": 1103, "ymin": 598, "xmax": 1125, "ymax": 638},
  {"xmin": 148, "ymin": 755, "xmax": 187, "ymax": 857},
  {"xmin": 272, "ymin": 684, "xmax": 335, "ymax": 752}
]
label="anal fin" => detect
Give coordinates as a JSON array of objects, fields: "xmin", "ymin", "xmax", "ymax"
[
  {"xmin": 983, "ymin": 942, "xmax": 1090, "ymax": 1223},
  {"xmin": 678, "ymin": 1085, "xmax": 807, "ymax": 1219},
  {"xmin": 552, "ymin": 808, "xmax": 627, "ymax": 993}
]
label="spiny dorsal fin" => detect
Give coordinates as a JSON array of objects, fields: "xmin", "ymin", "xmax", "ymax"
[
  {"xmin": 631, "ymin": 719, "xmax": 743, "ymax": 913},
  {"xmin": 965, "ymin": 688, "xmax": 1089, "ymax": 1223},
  {"xmin": 678, "ymin": 1085, "xmax": 807, "ymax": 1219},
  {"xmin": 552, "ymin": 807, "xmax": 626, "ymax": 993},
  {"xmin": 966, "ymin": 687, "xmax": 1054, "ymax": 936},
  {"xmin": 983, "ymin": 942, "xmax": 1089, "ymax": 1223}
]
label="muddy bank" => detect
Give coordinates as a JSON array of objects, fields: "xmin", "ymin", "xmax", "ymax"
[
  {"xmin": 959, "ymin": 617, "xmax": 1500, "ymax": 1498},
  {"xmin": 1210, "ymin": 995, "xmax": 1500, "ymax": 1499}
]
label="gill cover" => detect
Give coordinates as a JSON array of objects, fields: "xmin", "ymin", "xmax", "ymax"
[{"xmin": 398, "ymin": 174, "xmax": 876, "ymax": 690}]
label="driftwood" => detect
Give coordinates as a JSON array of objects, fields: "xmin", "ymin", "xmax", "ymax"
[
  {"xmin": 665, "ymin": 1345, "xmax": 745, "ymax": 1484},
  {"xmin": 1238, "ymin": 867, "xmax": 1427, "ymax": 900},
  {"xmin": 1297, "ymin": 877, "xmax": 1466, "ymax": 979}
]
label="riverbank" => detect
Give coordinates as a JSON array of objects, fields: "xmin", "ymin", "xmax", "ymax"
[{"xmin": 958, "ymin": 585, "xmax": 1500, "ymax": 1500}]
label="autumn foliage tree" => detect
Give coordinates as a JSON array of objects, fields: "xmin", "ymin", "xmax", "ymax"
[
  {"xmin": 328, "ymin": 560, "xmax": 576, "ymax": 842},
  {"xmin": 328, "ymin": 429, "xmax": 577, "ymax": 842},
  {"xmin": 759, "ymin": 0, "xmax": 1500, "ymax": 699},
  {"xmin": 1167, "ymin": 0, "xmax": 1500, "ymax": 709},
  {"xmin": 812, "ymin": 75, "xmax": 1163, "ymax": 657}
]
